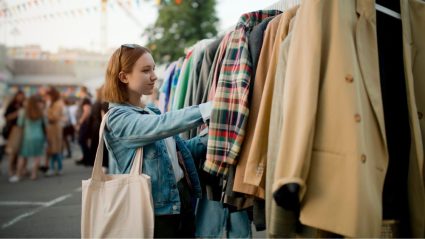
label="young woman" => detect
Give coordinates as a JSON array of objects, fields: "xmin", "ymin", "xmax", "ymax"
[
  {"xmin": 46, "ymin": 87, "xmax": 65, "ymax": 176},
  {"xmin": 103, "ymin": 44, "xmax": 211, "ymax": 238},
  {"xmin": 3, "ymin": 90, "xmax": 26, "ymax": 182},
  {"xmin": 11, "ymin": 95, "xmax": 46, "ymax": 182}
]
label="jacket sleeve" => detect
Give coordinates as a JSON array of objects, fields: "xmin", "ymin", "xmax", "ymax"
[
  {"xmin": 184, "ymin": 134, "xmax": 208, "ymax": 162},
  {"xmin": 272, "ymin": 0, "xmax": 323, "ymax": 201},
  {"xmin": 106, "ymin": 104, "xmax": 210, "ymax": 148}
]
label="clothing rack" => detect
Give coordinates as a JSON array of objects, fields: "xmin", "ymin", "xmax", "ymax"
[{"xmin": 264, "ymin": 0, "xmax": 300, "ymax": 11}]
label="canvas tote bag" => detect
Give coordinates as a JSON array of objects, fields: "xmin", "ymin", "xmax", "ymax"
[{"xmin": 81, "ymin": 112, "xmax": 154, "ymax": 238}]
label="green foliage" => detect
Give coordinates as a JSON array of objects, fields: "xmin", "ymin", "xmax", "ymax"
[{"xmin": 145, "ymin": 0, "xmax": 218, "ymax": 63}]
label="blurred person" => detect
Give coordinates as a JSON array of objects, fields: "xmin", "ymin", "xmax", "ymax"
[
  {"xmin": 10, "ymin": 95, "xmax": 46, "ymax": 182},
  {"xmin": 3, "ymin": 90, "xmax": 26, "ymax": 180},
  {"xmin": 102, "ymin": 44, "xmax": 211, "ymax": 237},
  {"xmin": 45, "ymin": 87, "xmax": 65, "ymax": 176},
  {"xmin": 0, "ymin": 133, "xmax": 5, "ymax": 175},
  {"xmin": 87, "ymin": 85, "xmax": 109, "ymax": 170},
  {"xmin": 62, "ymin": 98, "xmax": 75, "ymax": 158},
  {"xmin": 75, "ymin": 86, "xmax": 92, "ymax": 166},
  {"xmin": 68, "ymin": 97, "xmax": 78, "ymax": 141}
]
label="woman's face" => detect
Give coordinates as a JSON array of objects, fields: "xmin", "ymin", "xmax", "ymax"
[
  {"xmin": 123, "ymin": 53, "xmax": 157, "ymax": 96},
  {"xmin": 16, "ymin": 93, "xmax": 25, "ymax": 103}
]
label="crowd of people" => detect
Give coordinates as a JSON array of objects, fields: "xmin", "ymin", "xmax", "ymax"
[{"xmin": 0, "ymin": 86, "xmax": 108, "ymax": 183}]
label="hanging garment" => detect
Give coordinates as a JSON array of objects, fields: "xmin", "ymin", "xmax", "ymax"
[
  {"xmin": 270, "ymin": 0, "xmax": 425, "ymax": 237},
  {"xmin": 224, "ymin": 15, "xmax": 277, "ymax": 205},
  {"xmin": 267, "ymin": 21, "xmax": 297, "ymax": 239},
  {"xmin": 376, "ymin": 2, "xmax": 411, "ymax": 236},
  {"xmin": 241, "ymin": 6, "xmax": 298, "ymax": 193},
  {"xmin": 184, "ymin": 39, "xmax": 215, "ymax": 108},
  {"xmin": 172, "ymin": 52, "xmax": 193, "ymax": 110},
  {"xmin": 205, "ymin": 32, "xmax": 233, "ymax": 102},
  {"xmin": 195, "ymin": 198, "xmax": 252, "ymax": 238},
  {"xmin": 194, "ymin": 36, "xmax": 223, "ymax": 106},
  {"xmin": 168, "ymin": 58, "xmax": 184, "ymax": 112},
  {"xmin": 160, "ymin": 61, "xmax": 177, "ymax": 112},
  {"xmin": 232, "ymin": 13, "xmax": 284, "ymax": 199},
  {"xmin": 203, "ymin": 10, "xmax": 282, "ymax": 177}
]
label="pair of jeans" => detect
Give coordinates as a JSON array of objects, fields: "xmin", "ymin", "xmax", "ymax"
[
  {"xmin": 154, "ymin": 179, "xmax": 195, "ymax": 238},
  {"xmin": 195, "ymin": 198, "xmax": 251, "ymax": 238},
  {"xmin": 78, "ymin": 122, "xmax": 90, "ymax": 163},
  {"xmin": 50, "ymin": 153, "xmax": 63, "ymax": 171}
]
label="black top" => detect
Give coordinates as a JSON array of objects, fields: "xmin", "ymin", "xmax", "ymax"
[{"xmin": 376, "ymin": 1, "xmax": 411, "ymax": 236}]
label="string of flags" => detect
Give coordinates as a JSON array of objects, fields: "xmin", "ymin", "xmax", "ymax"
[
  {"xmin": 0, "ymin": 0, "xmax": 184, "ymax": 23},
  {"xmin": 0, "ymin": 0, "xmax": 174, "ymax": 24}
]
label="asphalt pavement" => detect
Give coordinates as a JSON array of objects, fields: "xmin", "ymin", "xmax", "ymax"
[
  {"xmin": 0, "ymin": 143, "xmax": 266, "ymax": 238},
  {"xmin": 0, "ymin": 143, "xmax": 90, "ymax": 238}
]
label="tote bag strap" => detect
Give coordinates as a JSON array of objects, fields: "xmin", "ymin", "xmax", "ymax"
[{"xmin": 92, "ymin": 111, "xmax": 144, "ymax": 181}]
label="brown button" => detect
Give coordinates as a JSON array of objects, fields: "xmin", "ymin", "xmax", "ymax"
[
  {"xmin": 419, "ymin": 112, "xmax": 423, "ymax": 120},
  {"xmin": 345, "ymin": 74, "xmax": 354, "ymax": 83},
  {"xmin": 354, "ymin": 114, "xmax": 361, "ymax": 122},
  {"xmin": 361, "ymin": 154, "xmax": 367, "ymax": 163}
]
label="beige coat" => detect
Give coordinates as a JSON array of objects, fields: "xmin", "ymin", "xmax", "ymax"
[
  {"xmin": 232, "ymin": 14, "xmax": 283, "ymax": 199},
  {"xmin": 46, "ymin": 100, "xmax": 64, "ymax": 154},
  {"xmin": 264, "ymin": 0, "xmax": 424, "ymax": 237}
]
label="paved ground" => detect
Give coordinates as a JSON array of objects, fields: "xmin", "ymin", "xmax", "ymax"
[
  {"xmin": 0, "ymin": 143, "xmax": 91, "ymax": 238},
  {"xmin": 0, "ymin": 143, "xmax": 266, "ymax": 238}
]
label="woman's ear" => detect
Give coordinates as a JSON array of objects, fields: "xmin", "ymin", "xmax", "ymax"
[{"xmin": 118, "ymin": 72, "xmax": 128, "ymax": 84}]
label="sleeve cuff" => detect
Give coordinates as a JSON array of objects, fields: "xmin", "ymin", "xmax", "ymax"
[
  {"xmin": 272, "ymin": 177, "xmax": 307, "ymax": 201},
  {"xmin": 198, "ymin": 101, "xmax": 212, "ymax": 123}
]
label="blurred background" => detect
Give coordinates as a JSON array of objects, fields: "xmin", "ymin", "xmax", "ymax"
[{"xmin": 0, "ymin": 0, "xmax": 278, "ymax": 237}]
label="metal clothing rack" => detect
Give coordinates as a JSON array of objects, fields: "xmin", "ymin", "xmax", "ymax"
[{"xmin": 264, "ymin": 0, "xmax": 301, "ymax": 12}]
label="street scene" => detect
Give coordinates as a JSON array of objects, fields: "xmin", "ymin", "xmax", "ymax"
[{"xmin": 1, "ymin": 0, "xmax": 424, "ymax": 238}]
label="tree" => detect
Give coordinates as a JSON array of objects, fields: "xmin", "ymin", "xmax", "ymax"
[{"xmin": 145, "ymin": 0, "xmax": 218, "ymax": 63}]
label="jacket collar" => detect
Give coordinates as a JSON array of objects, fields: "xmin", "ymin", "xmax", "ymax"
[{"xmin": 109, "ymin": 102, "xmax": 147, "ymax": 113}]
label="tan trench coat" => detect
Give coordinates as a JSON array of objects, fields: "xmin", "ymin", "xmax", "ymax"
[
  {"xmin": 244, "ymin": 0, "xmax": 425, "ymax": 237},
  {"xmin": 46, "ymin": 100, "xmax": 64, "ymax": 154}
]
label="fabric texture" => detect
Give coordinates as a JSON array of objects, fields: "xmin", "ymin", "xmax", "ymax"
[
  {"xmin": 203, "ymin": 10, "xmax": 281, "ymax": 176},
  {"xmin": 81, "ymin": 112, "xmax": 154, "ymax": 238},
  {"xmin": 105, "ymin": 103, "xmax": 208, "ymax": 215},
  {"xmin": 233, "ymin": 13, "xmax": 285, "ymax": 199},
  {"xmin": 266, "ymin": 0, "xmax": 425, "ymax": 237}
]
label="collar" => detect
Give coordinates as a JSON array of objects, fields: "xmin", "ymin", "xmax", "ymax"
[{"xmin": 109, "ymin": 102, "xmax": 148, "ymax": 113}]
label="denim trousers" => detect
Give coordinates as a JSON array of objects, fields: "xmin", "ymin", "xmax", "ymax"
[{"xmin": 195, "ymin": 198, "xmax": 252, "ymax": 238}]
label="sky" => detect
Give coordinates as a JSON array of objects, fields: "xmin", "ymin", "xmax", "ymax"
[{"xmin": 0, "ymin": 0, "xmax": 279, "ymax": 53}]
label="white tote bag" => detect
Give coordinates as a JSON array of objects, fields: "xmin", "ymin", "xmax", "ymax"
[{"xmin": 81, "ymin": 112, "xmax": 154, "ymax": 238}]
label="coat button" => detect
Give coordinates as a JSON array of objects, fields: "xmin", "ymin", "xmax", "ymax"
[
  {"xmin": 345, "ymin": 74, "xmax": 354, "ymax": 83},
  {"xmin": 419, "ymin": 112, "xmax": 423, "ymax": 120},
  {"xmin": 361, "ymin": 154, "xmax": 367, "ymax": 163},
  {"xmin": 354, "ymin": 114, "xmax": 361, "ymax": 122}
]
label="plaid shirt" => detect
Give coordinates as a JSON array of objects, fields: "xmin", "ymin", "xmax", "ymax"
[{"xmin": 204, "ymin": 10, "xmax": 281, "ymax": 176}]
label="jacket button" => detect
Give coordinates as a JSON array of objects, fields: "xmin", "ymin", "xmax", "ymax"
[
  {"xmin": 419, "ymin": 112, "xmax": 423, "ymax": 120},
  {"xmin": 354, "ymin": 114, "xmax": 361, "ymax": 122},
  {"xmin": 172, "ymin": 184, "xmax": 177, "ymax": 189},
  {"xmin": 172, "ymin": 205, "xmax": 178, "ymax": 210},
  {"xmin": 361, "ymin": 154, "xmax": 367, "ymax": 163},
  {"xmin": 345, "ymin": 74, "xmax": 354, "ymax": 83}
]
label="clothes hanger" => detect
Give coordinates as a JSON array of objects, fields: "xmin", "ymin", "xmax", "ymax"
[{"xmin": 375, "ymin": 3, "xmax": 401, "ymax": 19}]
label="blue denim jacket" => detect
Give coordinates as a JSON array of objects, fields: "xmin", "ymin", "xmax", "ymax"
[{"xmin": 104, "ymin": 103, "xmax": 208, "ymax": 215}]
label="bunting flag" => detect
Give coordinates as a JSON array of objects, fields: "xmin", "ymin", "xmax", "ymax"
[{"xmin": 0, "ymin": 0, "xmax": 180, "ymax": 23}]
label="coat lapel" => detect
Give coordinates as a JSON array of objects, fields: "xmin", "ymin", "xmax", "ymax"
[{"xmin": 355, "ymin": 0, "xmax": 388, "ymax": 149}]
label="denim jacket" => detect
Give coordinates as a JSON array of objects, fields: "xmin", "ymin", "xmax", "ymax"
[{"xmin": 104, "ymin": 103, "xmax": 209, "ymax": 215}]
